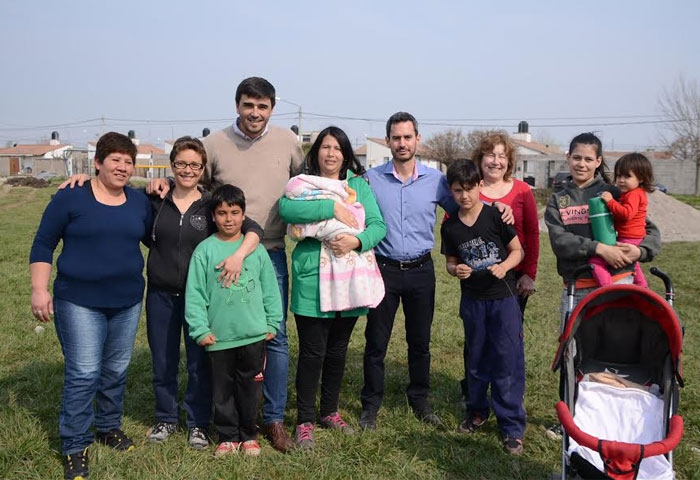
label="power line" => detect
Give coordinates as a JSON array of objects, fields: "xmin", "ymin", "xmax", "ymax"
[{"xmin": 1, "ymin": 113, "xmax": 697, "ymax": 134}]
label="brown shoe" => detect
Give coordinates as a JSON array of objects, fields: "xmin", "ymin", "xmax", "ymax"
[{"xmin": 262, "ymin": 421, "xmax": 294, "ymax": 453}]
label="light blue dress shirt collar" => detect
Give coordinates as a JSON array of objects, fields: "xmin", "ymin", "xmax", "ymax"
[{"xmin": 232, "ymin": 118, "xmax": 269, "ymax": 141}]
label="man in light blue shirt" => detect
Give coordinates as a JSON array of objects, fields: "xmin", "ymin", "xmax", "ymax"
[{"xmin": 360, "ymin": 112, "xmax": 456, "ymax": 428}]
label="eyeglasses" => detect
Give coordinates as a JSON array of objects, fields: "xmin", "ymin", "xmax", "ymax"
[{"xmin": 172, "ymin": 161, "xmax": 204, "ymax": 172}]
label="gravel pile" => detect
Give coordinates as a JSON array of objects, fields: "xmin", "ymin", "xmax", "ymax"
[
  {"xmin": 539, "ymin": 190, "xmax": 700, "ymax": 243},
  {"xmin": 646, "ymin": 190, "xmax": 700, "ymax": 242}
]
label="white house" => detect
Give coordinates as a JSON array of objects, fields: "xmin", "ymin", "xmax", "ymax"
[
  {"xmin": 354, "ymin": 137, "xmax": 442, "ymax": 171},
  {"xmin": 0, "ymin": 132, "xmax": 73, "ymax": 176},
  {"xmin": 88, "ymin": 131, "xmax": 165, "ymax": 178}
]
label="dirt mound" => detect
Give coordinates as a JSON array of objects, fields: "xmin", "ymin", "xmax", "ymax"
[
  {"xmin": 647, "ymin": 190, "xmax": 700, "ymax": 242},
  {"xmin": 538, "ymin": 190, "xmax": 700, "ymax": 243},
  {"xmin": 5, "ymin": 177, "xmax": 50, "ymax": 188}
]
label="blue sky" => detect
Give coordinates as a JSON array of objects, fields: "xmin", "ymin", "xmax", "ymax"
[{"xmin": 1, "ymin": 0, "xmax": 699, "ymax": 151}]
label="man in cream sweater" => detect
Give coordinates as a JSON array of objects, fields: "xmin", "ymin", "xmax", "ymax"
[{"xmin": 151, "ymin": 77, "xmax": 304, "ymax": 452}]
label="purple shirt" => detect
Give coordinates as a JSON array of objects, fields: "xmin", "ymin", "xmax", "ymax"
[{"xmin": 366, "ymin": 161, "xmax": 456, "ymax": 261}]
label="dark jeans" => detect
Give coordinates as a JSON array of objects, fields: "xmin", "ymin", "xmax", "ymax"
[
  {"xmin": 209, "ymin": 340, "xmax": 265, "ymax": 443},
  {"xmin": 461, "ymin": 275, "xmax": 526, "ymax": 400},
  {"xmin": 460, "ymin": 295, "xmax": 526, "ymax": 439},
  {"xmin": 146, "ymin": 288, "xmax": 212, "ymax": 427},
  {"xmin": 361, "ymin": 257, "xmax": 435, "ymax": 413},
  {"xmin": 294, "ymin": 314, "xmax": 358, "ymax": 424}
]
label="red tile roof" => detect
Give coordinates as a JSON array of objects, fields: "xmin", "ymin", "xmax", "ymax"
[
  {"xmin": 137, "ymin": 144, "xmax": 164, "ymax": 155},
  {"xmin": 354, "ymin": 144, "xmax": 367, "ymax": 155},
  {"xmin": 0, "ymin": 144, "xmax": 68, "ymax": 156},
  {"xmin": 87, "ymin": 141, "xmax": 164, "ymax": 155},
  {"xmin": 512, "ymin": 138, "xmax": 563, "ymax": 155}
]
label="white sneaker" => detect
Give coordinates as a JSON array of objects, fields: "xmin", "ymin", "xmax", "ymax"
[
  {"xmin": 188, "ymin": 427, "xmax": 209, "ymax": 449},
  {"xmin": 147, "ymin": 422, "xmax": 177, "ymax": 443}
]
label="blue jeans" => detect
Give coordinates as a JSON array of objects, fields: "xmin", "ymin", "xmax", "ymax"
[
  {"xmin": 146, "ymin": 289, "xmax": 212, "ymax": 427},
  {"xmin": 263, "ymin": 248, "xmax": 289, "ymax": 424},
  {"xmin": 53, "ymin": 299, "xmax": 142, "ymax": 455}
]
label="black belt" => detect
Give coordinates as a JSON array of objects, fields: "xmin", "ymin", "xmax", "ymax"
[{"xmin": 376, "ymin": 253, "xmax": 431, "ymax": 271}]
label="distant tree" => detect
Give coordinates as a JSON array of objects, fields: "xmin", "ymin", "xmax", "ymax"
[
  {"xmin": 533, "ymin": 129, "xmax": 560, "ymax": 148},
  {"xmin": 659, "ymin": 75, "xmax": 700, "ymax": 195},
  {"xmin": 464, "ymin": 129, "xmax": 510, "ymax": 155},
  {"xmin": 424, "ymin": 129, "xmax": 470, "ymax": 167}
]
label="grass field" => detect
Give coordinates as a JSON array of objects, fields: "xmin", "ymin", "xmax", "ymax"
[
  {"xmin": 671, "ymin": 194, "xmax": 700, "ymax": 210},
  {"xmin": 1, "ymin": 183, "xmax": 698, "ymax": 479}
]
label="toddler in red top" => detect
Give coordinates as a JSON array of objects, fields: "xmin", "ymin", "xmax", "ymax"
[{"xmin": 591, "ymin": 153, "xmax": 656, "ymax": 287}]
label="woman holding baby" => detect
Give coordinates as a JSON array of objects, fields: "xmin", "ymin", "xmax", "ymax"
[{"xmin": 279, "ymin": 126, "xmax": 386, "ymax": 449}]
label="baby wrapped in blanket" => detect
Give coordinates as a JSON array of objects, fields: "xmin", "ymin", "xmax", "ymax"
[{"xmin": 285, "ymin": 174, "xmax": 384, "ymax": 312}]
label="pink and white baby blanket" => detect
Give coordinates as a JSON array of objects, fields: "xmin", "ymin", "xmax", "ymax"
[{"xmin": 285, "ymin": 174, "xmax": 384, "ymax": 312}]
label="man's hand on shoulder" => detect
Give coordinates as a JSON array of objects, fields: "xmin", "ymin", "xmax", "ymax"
[{"xmin": 57, "ymin": 174, "xmax": 90, "ymax": 190}]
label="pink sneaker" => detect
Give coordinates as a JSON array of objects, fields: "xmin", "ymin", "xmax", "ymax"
[
  {"xmin": 295, "ymin": 422, "xmax": 315, "ymax": 449},
  {"xmin": 319, "ymin": 412, "xmax": 354, "ymax": 435},
  {"xmin": 214, "ymin": 441, "xmax": 240, "ymax": 457},
  {"xmin": 241, "ymin": 439, "xmax": 261, "ymax": 457}
]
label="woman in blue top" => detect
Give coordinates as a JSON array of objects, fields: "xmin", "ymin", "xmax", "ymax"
[
  {"xmin": 60, "ymin": 137, "xmax": 264, "ymax": 451},
  {"xmin": 29, "ymin": 132, "xmax": 152, "ymax": 480}
]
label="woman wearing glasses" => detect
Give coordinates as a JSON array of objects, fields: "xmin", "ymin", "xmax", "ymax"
[{"xmin": 144, "ymin": 136, "xmax": 263, "ymax": 448}]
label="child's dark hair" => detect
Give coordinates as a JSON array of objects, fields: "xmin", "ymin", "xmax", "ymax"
[
  {"xmin": 210, "ymin": 184, "xmax": 246, "ymax": 214},
  {"xmin": 568, "ymin": 132, "xmax": 611, "ymax": 183},
  {"xmin": 614, "ymin": 153, "xmax": 656, "ymax": 193},
  {"xmin": 446, "ymin": 160, "xmax": 482, "ymax": 189}
]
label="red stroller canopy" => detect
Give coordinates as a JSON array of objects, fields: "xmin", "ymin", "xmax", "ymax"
[{"xmin": 552, "ymin": 284, "xmax": 683, "ymax": 383}]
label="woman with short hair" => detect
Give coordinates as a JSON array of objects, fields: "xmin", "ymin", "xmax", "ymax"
[{"xmin": 30, "ymin": 131, "xmax": 152, "ymax": 480}]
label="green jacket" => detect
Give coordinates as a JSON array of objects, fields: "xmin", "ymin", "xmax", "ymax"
[
  {"xmin": 185, "ymin": 235, "xmax": 283, "ymax": 351},
  {"xmin": 279, "ymin": 174, "xmax": 387, "ymax": 318}
]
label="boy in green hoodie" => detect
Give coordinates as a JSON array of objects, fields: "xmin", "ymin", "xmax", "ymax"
[{"xmin": 186, "ymin": 184, "xmax": 282, "ymax": 458}]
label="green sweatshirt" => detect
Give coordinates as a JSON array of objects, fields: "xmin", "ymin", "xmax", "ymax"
[
  {"xmin": 278, "ymin": 174, "xmax": 387, "ymax": 318},
  {"xmin": 185, "ymin": 234, "xmax": 283, "ymax": 352}
]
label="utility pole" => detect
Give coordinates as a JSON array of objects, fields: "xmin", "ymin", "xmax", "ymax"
[{"xmin": 276, "ymin": 97, "xmax": 303, "ymax": 142}]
